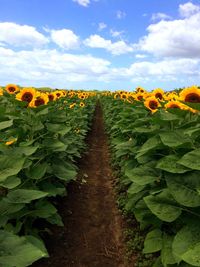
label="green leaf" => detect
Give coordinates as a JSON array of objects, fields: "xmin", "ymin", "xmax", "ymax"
[
  {"xmin": 0, "ymin": 155, "xmax": 25, "ymax": 182},
  {"xmin": 46, "ymin": 123, "xmax": 71, "ymax": 135},
  {"xmin": 0, "ymin": 200, "xmax": 24, "ymax": 216},
  {"xmin": 173, "ymin": 223, "xmax": 200, "ymax": 266},
  {"xmin": 26, "ymin": 162, "xmax": 48, "ymax": 180},
  {"xmin": 125, "ymin": 165, "xmax": 158, "ymax": 185},
  {"xmin": 156, "ymin": 155, "xmax": 190, "ymax": 174},
  {"xmin": 166, "ymin": 172, "xmax": 200, "ymax": 207},
  {"xmin": 17, "ymin": 146, "xmax": 38, "ymax": 156},
  {"xmin": 136, "ymin": 136, "xmax": 162, "ymax": 158},
  {"xmin": 46, "ymin": 213, "xmax": 64, "ymax": 226},
  {"xmin": 52, "ymin": 161, "xmax": 77, "ymax": 182},
  {"xmin": 0, "ymin": 176, "xmax": 21, "ymax": 189},
  {"xmin": 161, "ymin": 234, "xmax": 177, "ymax": 266},
  {"xmin": 6, "ymin": 189, "xmax": 48, "ymax": 204},
  {"xmin": 143, "ymin": 229, "xmax": 162, "ymax": 253},
  {"xmin": 144, "ymin": 189, "xmax": 182, "ymax": 222},
  {"xmin": 0, "ymin": 120, "xmax": 13, "ymax": 130},
  {"xmin": 0, "ymin": 230, "xmax": 48, "ymax": 267},
  {"xmin": 178, "ymin": 149, "xmax": 200, "ymax": 170},
  {"xmin": 128, "ymin": 183, "xmax": 146, "ymax": 195},
  {"xmin": 159, "ymin": 131, "xmax": 191, "ymax": 148},
  {"xmin": 30, "ymin": 200, "xmax": 57, "ymax": 218}
]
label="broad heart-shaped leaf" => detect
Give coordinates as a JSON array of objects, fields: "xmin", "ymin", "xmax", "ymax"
[
  {"xmin": 178, "ymin": 149, "xmax": 200, "ymax": 170},
  {"xmin": 159, "ymin": 131, "xmax": 191, "ymax": 148},
  {"xmin": 0, "ymin": 120, "xmax": 13, "ymax": 130},
  {"xmin": 143, "ymin": 229, "xmax": 162, "ymax": 253},
  {"xmin": 0, "ymin": 230, "xmax": 48, "ymax": 267},
  {"xmin": 6, "ymin": 189, "xmax": 48, "ymax": 204},
  {"xmin": 173, "ymin": 223, "xmax": 200, "ymax": 266},
  {"xmin": 46, "ymin": 123, "xmax": 71, "ymax": 135},
  {"xmin": 30, "ymin": 199, "xmax": 57, "ymax": 219},
  {"xmin": 144, "ymin": 189, "xmax": 182, "ymax": 222},
  {"xmin": 0, "ymin": 200, "xmax": 24, "ymax": 216},
  {"xmin": 0, "ymin": 154, "xmax": 25, "ymax": 182},
  {"xmin": 161, "ymin": 234, "xmax": 177, "ymax": 267},
  {"xmin": 0, "ymin": 176, "xmax": 21, "ymax": 189},
  {"xmin": 52, "ymin": 161, "xmax": 77, "ymax": 182},
  {"xmin": 40, "ymin": 181, "xmax": 66, "ymax": 197},
  {"xmin": 127, "ymin": 183, "xmax": 146, "ymax": 195},
  {"xmin": 136, "ymin": 135, "xmax": 162, "ymax": 158},
  {"xmin": 166, "ymin": 172, "xmax": 200, "ymax": 207},
  {"xmin": 26, "ymin": 162, "xmax": 48, "ymax": 180},
  {"xmin": 16, "ymin": 146, "xmax": 38, "ymax": 156},
  {"xmin": 156, "ymin": 155, "xmax": 190, "ymax": 174},
  {"xmin": 125, "ymin": 165, "xmax": 159, "ymax": 185}
]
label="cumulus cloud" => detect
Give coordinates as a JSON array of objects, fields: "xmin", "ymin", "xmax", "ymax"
[
  {"xmin": 0, "ymin": 22, "xmax": 48, "ymax": 47},
  {"xmin": 73, "ymin": 0, "xmax": 90, "ymax": 7},
  {"xmin": 179, "ymin": 2, "xmax": 200, "ymax": 17},
  {"xmin": 136, "ymin": 5, "xmax": 200, "ymax": 58},
  {"xmin": 151, "ymin": 12, "xmax": 171, "ymax": 21},
  {"xmin": 50, "ymin": 29, "xmax": 80, "ymax": 50},
  {"xmin": 84, "ymin": 34, "xmax": 133, "ymax": 55},
  {"xmin": 110, "ymin": 29, "xmax": 124, "ymax": 38}
]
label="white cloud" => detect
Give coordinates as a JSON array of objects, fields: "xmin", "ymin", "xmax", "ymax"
[
  {"xmin": 73, "ymin": 0, "xmax": 90, "ymax": 7},
  {"xmin": 135, "ymin": 54, "xmax": 148, "ymax": 59},
  {"xmin": 136, "ymin": 10, "xmax": 200, "ymax": 58},
  {"xmin": 0, "ymin": 22, "xmax": 48, "ymax": 47},
  {"xmin": 116, "ymin": 10, "xmax": 126, "ymax": 19},
  {"xmin": 50, "ymin": 29, "xmax": 80, "ymax": 50},
  {"xmin": 110, "ymin": 29, "xmax": 124, "ymax": 38},
  {"xmin": 179, "ymin": 2, "xmax": 200, "ymax": 17},
  {"xmin": 98, "ymin": 22, "xmax": 107, "ymax": 31},
  {"xmin": 151, "ymin": 12, "xmax": 171, "ymax": 21},
  {"xmin": 84, "ymin": 34, "xmax": 133, "ymax": 55}
]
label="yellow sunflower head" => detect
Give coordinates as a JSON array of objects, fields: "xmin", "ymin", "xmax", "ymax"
[
  {"xmin": 69, "ymin": 103, "xmax": 76, "ymax": 109},
  {"xmin": 165, "ymin": 101, "xmax": 186, "ymax": 110},
  {"xmin": 29, "ymin": 93, "xmax": 49, "ymax": 108},
  {"xmin": 16, "ymin": 88, "xmax": 36, "ymax": 103},
  {"xmin": 80, "ymin": 102, "xmax": 85, "ymax": 108},
  {"xmin": 136, "ymin": 86, "xmax": 146, "ymax": 94},
  {"xmin": 0, "ymin": 87, "xmax": 3, "ymax": 96},
  {"xmin": 47, "ymin": 92, "xmax": 56, "ymax": 101},
  {"xmin": 179, "ymin": 86, "xmax": 200, "ymax": 103},
  {"xmin": 144, "ymin": 96, "xmax": 161, "ymax": 113},
  {"xmin": 152, "ymin": 88, "xmax": 165, "ymax": 101},
  {"xmin": 6, "ymin": 84, "xmax": 19, "ymax": 94}
]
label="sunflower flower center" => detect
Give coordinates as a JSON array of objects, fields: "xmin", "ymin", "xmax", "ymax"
[
  {"xmin": 35, "ymin": 98, "xmax": 45, "ymax": 106},
  {"xmin": 185, "ymin": 93, "xmax": 200, "ymax": 103},
  {"xmin": 169, "ymin": 104, "xmax": 180, "ymax": 108},
  {"xmin": 149, "ymin": 100, "xmax": 158, "ymax": 110},
  {"xmin": 22, "ymin": 92, "xmax": 34, "ymax": 103},
  {"xmin": 9, "ymin": 87, "xmax": 16, "ymax": 92},
  {"xmin": 155, "ymin": 93, "xmax": 163, "ymax": 100},
  {"xmin": 48, "ymin": 94, "xmax": 54, "ymax": 101}
]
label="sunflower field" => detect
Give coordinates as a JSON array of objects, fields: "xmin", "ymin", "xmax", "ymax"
[
  {"xmin": 0, "ymin": 84, "xmax": 96, "ymax": 267},
  {"xmin": 1, "ymin": 84, "xmax": 200, "ymax": 267},
  {"xmin": 102, "ymin": 86, "xmax": 200, "ymax": 267}
]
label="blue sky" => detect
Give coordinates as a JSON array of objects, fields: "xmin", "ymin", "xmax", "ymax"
[{"xmin": 0, "ymin": 0, "xmax": 200, "ymax": 91}]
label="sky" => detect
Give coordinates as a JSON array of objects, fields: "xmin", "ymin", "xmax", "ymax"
[{"xmin": 0, "ymin": 0, "xmax": 200, "ymax": 91}]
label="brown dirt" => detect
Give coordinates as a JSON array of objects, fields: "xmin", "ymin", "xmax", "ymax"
[{"xmin": 33, "ymin": 103, "xmax": 133, "ymax": 267}]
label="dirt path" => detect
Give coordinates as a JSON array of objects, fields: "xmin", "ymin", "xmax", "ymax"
[{"xmin": 33, "ymin": 103, "xmax": 131, "ymax": 267}]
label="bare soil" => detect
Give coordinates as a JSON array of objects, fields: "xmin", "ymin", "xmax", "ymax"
[{"xmin": 33, "ymin": 103, "xmax": 133, "ymax": 267}]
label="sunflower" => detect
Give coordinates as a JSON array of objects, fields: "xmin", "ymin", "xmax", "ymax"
[
  {"xmin": 120, "ymin": 93, "xmax": 127, "ymax": 100},
  {"xmin": 69, "ymin": 103, "xmax": 76, "ymax": 109},
  {"xmin": 114, "ymin": 93, "xmax": 120, "ymax": 99},
  {"xmin": 5, "ymin": 138, "xmax": 17, "ymax": 146},
  {"xmin": 179, "ymin": 86, "xmax": 200, "ymax": 103},
  {"xmin": 135, "ymin": 92, "xmax": 145, "ymax": 101},
  {"xmin": 6, "ymin": 84, "xmax": 19, "ymax": 94},
  {"xmin": 16, "ymin": 88, "xmax": 36, "ymax": 103},
  {"xmin": 47, "ymin": 92, "xmax": 56, "ymax": 101},
  {"xmin": 80, "ymin": 102, "xmax": 85, "ymax": 108},
  {"xmin": 152, "ymin": 88, "xmax": 165, "ymax": 100},
  {"xmin": 0, "ymin": 87, "xmax": 3, "ymax": 96},
  {"xmin": 29, "ymin": 93, "xmax": 49, "ymax": 107},
  {"xmin": 136, "ymin": 86, "xmax": 146, "ymax": 93},
  {"xmin": 165, "ymin": 101, "xmax": 185, "ymax": 109},
  {"xmin": 144, "ymin": 96, "xmax": 161, "ymax": 113}
]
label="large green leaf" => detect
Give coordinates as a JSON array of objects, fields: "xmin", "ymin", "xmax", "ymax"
[
  {"xmin": 159, "ymin": 131, "xmax": 191, "ymax": 148},
  {"xmin": 52, "ymin": 161, "xmax": 77, "ymax": 182},
  {"xmin": 26, "ymin": 162, "xmax": 48, "ymax": 180},
  {"xmin": 6, "ymin": 189, "xmax": 48, "ymax": 204},
  {"xmin": 178, "ymin": 149, "xmax": 200, "ymax": 170},
  {"xmin": 173, "ymin": 223, "xmax": 200, "ymax": 266},
  {"xmin": 46, "ymin": 123, "xmax": 71, "ymax": 135},
  {"xmin": 0, "ymin": 200, "xmax": 24, "ymax": 216},
  {"xmin": 0, "ymin": 154, "xmax": 25, "ymax": 182},
  {"xmin": 161, "ymin": 234, "xmax": 177, "ymax": 267},
  {"xmin": 143, "ymin": 229, "xmax": 162, "ymax": 253},
  {"xmin": 136, "ymin": 136, "xmax": 162, "ymax": 158},
  {"xmin": 0, "ymin": 120, "xmax": 13, "ymax": 130},
  {"xmin": 0, "ymin": 176, "xmax": 21, "ymax": 189},
  {"xmin": 0, "ymin": 230, "xmax": 48, "ymax": 267},
  {"xmin": 166, "ymin": 173, "xmax": 200, "ymax": 207},
  {"xmin": 144, "ymin": 189, "xmax": 182, "ymax": 222},
  {"xmin": 156, "ymin": 155, "xmax": 190, "ymax": 174},
  {"xmin": 125, "ymin": 165, "xmax": 158, "ymax": 185}
]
